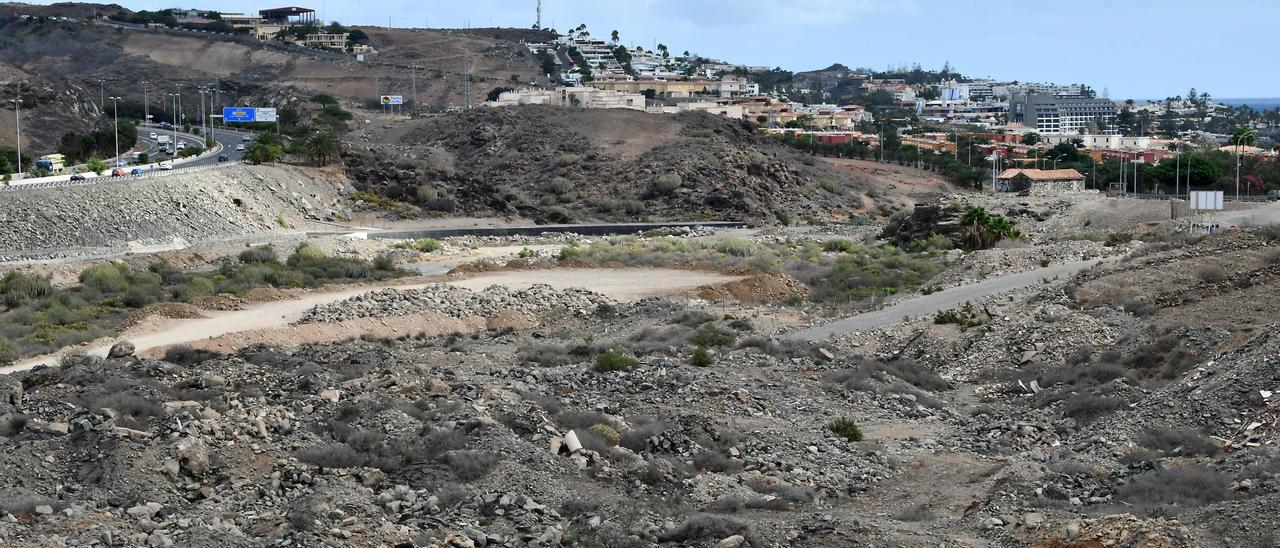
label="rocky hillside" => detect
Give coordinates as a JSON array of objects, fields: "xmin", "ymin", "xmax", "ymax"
[
  {"xmin": 0, "ymin": 8, "xmax": 541, "ymax": 151},
  {"xmin": 345, "ymin": 105, "xmax": 879, "ymax": 224}
]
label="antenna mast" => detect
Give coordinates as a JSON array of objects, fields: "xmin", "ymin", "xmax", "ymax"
[{"xmin": 535, "ymin": 0, "xmax": 542, "ymax": 29}]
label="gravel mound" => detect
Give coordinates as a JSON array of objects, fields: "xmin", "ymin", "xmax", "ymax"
[{"xmin": 299, "ymin": 283, "xmax": 615, "ymax": 324}]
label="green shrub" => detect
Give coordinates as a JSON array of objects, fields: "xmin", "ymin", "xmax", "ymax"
[
  {"xmin": 690, "ymin": 346, "xmax": 712, "ymax": 367},
  {"xmin": 239, "ymin": 246, "xmax": 279, "ymax": 264},
  {"xmin": 690, "ymin": 324, "xmax": 736, "ymax": 347},
  {"xmin": 1105, "ymin": 232, "xmax": 1134, "ymax": 247},
  {"xmin": 545, "ymin": 177, "xmax": 573, "ymax": 195},
  {"xmin": 828, "ymin": 418, "xmax": 863, "ymax": 442},
  {"xmin": 594, "ymin": 349, "xmax": 639, "ymax": 372},
  {"xmin": 654, "ymin": 173, "xmax": 683, "ymax": 194},
  {"xmin": 372, "ymin": 254, "xmax": 396, "ymax": 271},
  {"xmin": 774, "ymin": 210, "xmax": 792, "ymax": 226},
  {"xmin": 819, "ymin": 179, "xmax": 843, "ymax": 194},
  {"xmin": 416, "ymin": 185, "xmax": 440, "ymax": 202},
  {"xmin": 909, "ymin": 233, "xmax": 953, "ymax": 252},
  {"xmin": 79, "ymin": 263, "xmax": 132, "ymax": 294},
  {"xmin": 588, "ymin": 423, "xmax": 621, "ymax": 446},
  {"xmin": 394, "ymin": 238, "xmax": 442, "ymax": 253},
  {"xmin": 171, "ymin": 277, "xmax": 214, "ymax": 302},
  {"xmin": 555, "ymin": 153, "xmax": 582, "ymax": 167},
  {"xmin": 0, "ymin": 337, "xmax": 17, "ymax": 363},
  {"xmin": 712, "ymin": 238, "xmax": 758, "ymax": 258},
  {"xmin": 1, "ymin": 272, "xmax": 53, "ymax": 307},
  {"xmin": 288, "ymin": 243, "xmax": 327, "ymax": 265},
  {"xmin": 822, "ymin": 239, "xmax": 855, "ymax": 253}
]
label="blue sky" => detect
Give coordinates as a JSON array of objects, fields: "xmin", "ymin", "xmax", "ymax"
[{"xmin": 95, "ymin": 0, "xmax": 1277, "ymax": 99}]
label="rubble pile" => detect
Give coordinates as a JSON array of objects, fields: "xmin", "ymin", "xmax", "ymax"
[{"xmin": 299, "ymin": 284, "xmax": 616, "ymax": 324}]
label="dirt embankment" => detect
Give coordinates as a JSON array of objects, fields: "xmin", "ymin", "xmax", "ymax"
[{"xmin": 0, "ymin": 164, "xmax": 352, "ymax": 261}]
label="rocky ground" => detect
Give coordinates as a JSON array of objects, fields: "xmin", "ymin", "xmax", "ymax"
[{"xmin": 0, "ymin": 219, "xmax": 1277, "ymax": 546}]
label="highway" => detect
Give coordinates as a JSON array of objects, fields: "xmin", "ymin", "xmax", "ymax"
[{"xmin": 136, "ymin": 123, "xmax": 250, "ymax": 166}]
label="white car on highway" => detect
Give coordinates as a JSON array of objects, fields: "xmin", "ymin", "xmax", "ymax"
[
  {"xmin": 158, "ymin": 162, "xmax": 174, "ymax": 170},
  {"xmin": 236, "ymin": 144, "xmax": 246, "ymax": 151},
  {"xmin": 176, "ymin": 142, "xmax": 186, "ymax": 150},
  {"xmin": 149, "ymin": 132, "xmax": 157, "ymax": 139}
]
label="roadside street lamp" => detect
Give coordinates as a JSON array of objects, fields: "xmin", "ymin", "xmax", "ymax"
[
  {"xmin": 168, "ymin": 93, "xmax": 180, "ymax": 157},
  {"xmin": 1052, "ymin": 154, "xmax": 1067, "ymax": 170},
  {"xmin": 109, "ymin": 96, "xmax": 121, "ymax": 168},
  {"xmin": 8, "ymin": 96, "xmax": 20, "ymax": 176},
  {"xmin": 1234, "ymin": 128, "xmax": 1256, "ymax": 202}
]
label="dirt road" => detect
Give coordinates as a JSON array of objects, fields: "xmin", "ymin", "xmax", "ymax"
[
  {"xmin": 2, "ymin": 267, "xmax": 741, "ymax": 373},
  {"xmin": 794, "ymin": 258, "xmax": 1105, "ymax": 340}
]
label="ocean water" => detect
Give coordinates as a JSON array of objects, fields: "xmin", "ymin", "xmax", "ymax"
[{"xmin": 1217, "ymin": 98, "xmax": 1280, "ymax": 111}]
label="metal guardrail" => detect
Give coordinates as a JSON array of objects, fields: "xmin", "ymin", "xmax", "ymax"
[
  {"xmin": 1123, "ymin": 193, "xmax": 1272, "ymax": 203},
  {"xmin": 0, "ymin": 162, "xmax": 242, "ymax": 192}
]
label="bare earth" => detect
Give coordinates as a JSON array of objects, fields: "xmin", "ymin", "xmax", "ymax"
[{"xmin": 1, "ymin": 267, "xmax": 742, "ymax": 372}]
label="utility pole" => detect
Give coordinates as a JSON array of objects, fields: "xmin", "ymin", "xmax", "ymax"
[
  {"xmin": 411, "ymin": 64, "xmax": 417, "ymax": 117},
  {"xmin": 99, "ymin": 79, "xmax": 105, "ymax": 109},
  {"xmin": 536, "ymin": 0, "xmax": 542, "ymax": 29},
  {"xmin": 176, "ymin": 84, "xmax": 183, "ymax": 129},
  {"xmin": 142, "ymin": 81, "xmax": 150, "ymax": 125},
  {"xmin": 109, "ymin": 96, "xmax": 121, "ymax": 168},
  {"xmin": 9, "ymin": 94, "xmax": 21, "ymax": 176},
  {"xmin": 169, "ymin": 93, "xmax": 179, "ymax": 159}
]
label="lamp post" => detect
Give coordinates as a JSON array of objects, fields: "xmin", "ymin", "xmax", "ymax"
[
  {"xmin": 109, "ymin": 96, "xmax": 121, "ymax": 168},
  {"xmin": 1052, "ymin": 154, "xmax": 1067, "ymax": 170},
  {"xmin": 168, "ymin": 93, "xmax": 179, "ymax": 157},
  {"xmin": 8, "ymin": 96, "xmax": 20, "ymax": 176},
  {"xmin": 1234, "ymin": 128, "xmax": 1256, "ymax": 202}
]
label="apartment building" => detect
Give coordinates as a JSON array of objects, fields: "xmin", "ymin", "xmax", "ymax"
[
  {"xmin": 488, "ymin": 87, "xmax": 645, "ymax": 111},
  {"xmin": 1010, "ymin": 93, "xmax": 1117, "ymax": 135},
  {"xmin": 300, "ymin": 32, "xmax": 347, "ymax": 50}
]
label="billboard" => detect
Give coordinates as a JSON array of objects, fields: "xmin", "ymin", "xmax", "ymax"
[
  {"xmin": 1190, "ymin": 190, "xmax": 1223, "ymax": 211},
  {"xmin": 380, "ymin": 95, "xmax": 404, "ymax": 105},
  {"xmin": 223, "ymin": 107, "xmax": 256, "ymax": 123},
  {"xmin": 255, "ymin": 108, "xmax": 278, "ymax": 122}
]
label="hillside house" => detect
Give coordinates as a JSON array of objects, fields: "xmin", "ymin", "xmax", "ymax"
[{"xmin": 996, "ymin": 168, "xmax": 1086, "ymax": 194}]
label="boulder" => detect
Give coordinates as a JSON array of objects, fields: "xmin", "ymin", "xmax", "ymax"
[{"xmin": 108, "ymin": 341, "xmax": 136, "ymax": 359}]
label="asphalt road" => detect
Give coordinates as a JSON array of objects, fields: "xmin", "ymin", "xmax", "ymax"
[
  {"xmin": 138, "ymin": 124, "xmax": 249, "ymax": 166},
  {"xmin": 792, "ymin": 258, "xmax": 1106, "ymax": 340}
]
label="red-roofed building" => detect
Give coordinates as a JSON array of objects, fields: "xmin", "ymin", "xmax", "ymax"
[{"xmin": 996, "ymin": 168, "xmax": 1085, "ymax": 194}]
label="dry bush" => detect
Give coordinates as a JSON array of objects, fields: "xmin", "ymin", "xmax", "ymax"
[
  {"xmin": 518, "ymin": 343, "xmax": 594, "ymax": 366},
  {"xmin": 657, "ymin": 514, "xmax": 752, "ymax": 544},
  {"xmin": 1196, "ymin": 265, "xmax": 1227, "ymax": 282},
  {"xmin": 446, "ymin": 451, "xmax": 499, "ymax": 481},
  {"xmin": 619, "ymin": 417, "xmax": 668, "ymax": 453},
  {"xmin": 1113, "ymin": 466, "xmax": 1234, "ymax": 516},
  {"xmin": 893, "ymin": 502, "xmax": 935, "ymax": 522},
  {"xmin": 162, "ymin": 345, "xmax": 224, "ymax": 366},
  {"xmin": 296, "ymin": 443, "xmax": 366, "ymax": 469},
  {"xmin": 94, "ymin": 392, "xmax": 163, "ymax": 417},
  {"xmin": 746, "ymin": 477, "xmax": 814, "ymax": 503},
  {"xmin": 692, "ymin": 450, "xmax": 740, "ymax": 473},
  {"xmin": 825, "ymin": 357, "xmax": 950, "ymax": 392},
  {"xmin": 1137, "ymin": 427, "xmax": 1222, "ymax": 457}
]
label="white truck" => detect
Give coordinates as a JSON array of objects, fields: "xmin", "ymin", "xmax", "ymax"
[{"xmin": 156, "ymin": 135, "xmax": 172, "ymax": 154}]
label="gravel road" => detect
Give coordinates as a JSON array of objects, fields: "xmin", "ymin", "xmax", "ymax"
[
  {"xmin": 793, "ymin": 258, "xmax": 1106, "ymax": 340},
  {"xmin": 2, "ymin": 267, "xmax": 740, "ymax": 373}
]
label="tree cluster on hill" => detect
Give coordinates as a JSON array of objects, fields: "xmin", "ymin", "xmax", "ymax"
[{"xmin": 56, "ymin": 120, "xmax": 139, "ymax": 165}]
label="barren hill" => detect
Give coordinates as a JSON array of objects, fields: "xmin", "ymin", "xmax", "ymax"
[{"xmin": 345, "ymin": 105, "xmax": 910, "ymax": 224}]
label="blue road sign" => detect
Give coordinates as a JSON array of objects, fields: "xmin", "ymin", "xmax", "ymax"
[{"xmin": 223, "ymin": 107, "xmax": 257, "ymax": 123}]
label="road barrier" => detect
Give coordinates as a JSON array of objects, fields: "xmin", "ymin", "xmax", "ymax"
[{"xmin": 0, "ymin": 162, "xmax": 242, "ymax": 192}]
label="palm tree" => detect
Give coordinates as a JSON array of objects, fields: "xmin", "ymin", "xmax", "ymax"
[
  {"xmin": 303, "ymin": 130, "xmax": 341, "ymax": 166},
  {"xmin": 959, "ymin": 206, "xmax": 1020, "ymax": 250}
]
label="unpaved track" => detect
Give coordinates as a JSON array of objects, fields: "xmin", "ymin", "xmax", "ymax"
[
  {"xmin": 2, "ymin": 267, "xmax": 740, "ymax": 373},
  {"xmin": 794, "ymin": 258, "xmax": 1105, "ymax": 340}
]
